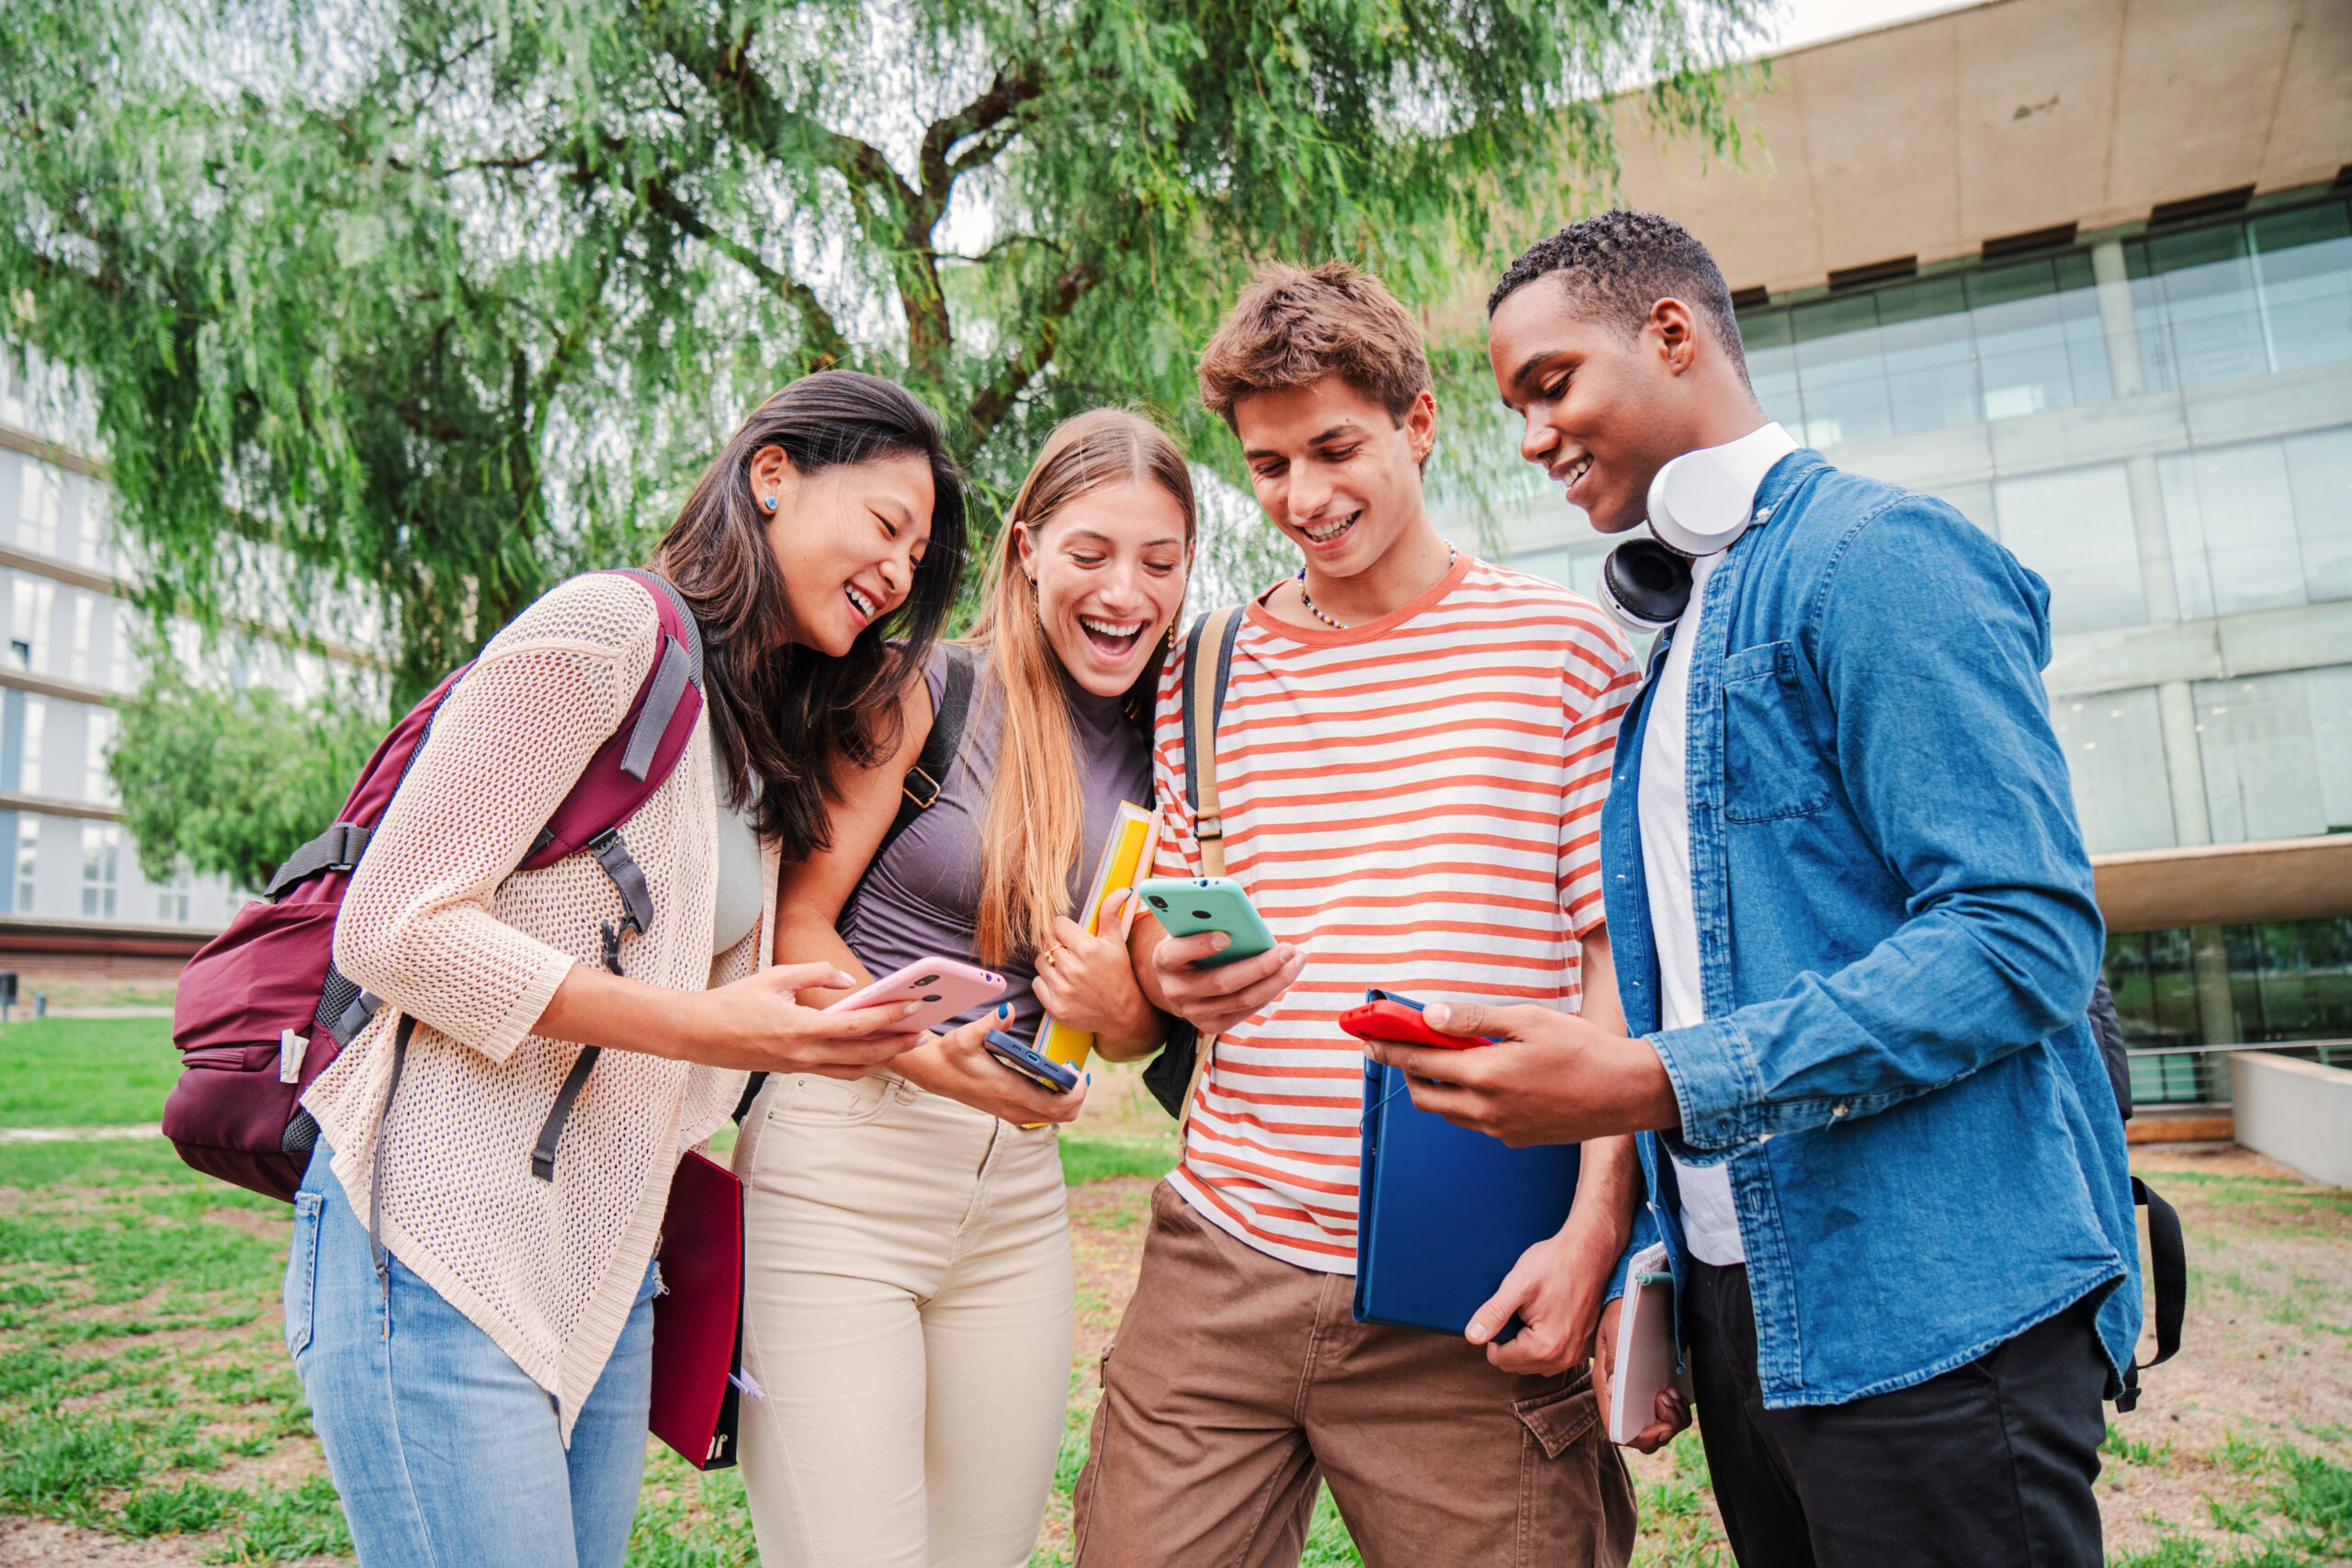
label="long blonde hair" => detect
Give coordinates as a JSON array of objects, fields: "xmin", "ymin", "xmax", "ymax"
[{"xmin": 967, "ymin": 410, "xmax": 1197, "ymax": 966}]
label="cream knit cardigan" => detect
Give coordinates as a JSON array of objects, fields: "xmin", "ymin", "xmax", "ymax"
[{"xmin": 305, "ymin": 574, "xmax": 772, "ymax": 1438}]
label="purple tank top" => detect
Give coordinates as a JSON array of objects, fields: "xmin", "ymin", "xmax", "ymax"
[{"xmin": 840, "ymin": 643, "xmax": 1155, "ymax": 1045}]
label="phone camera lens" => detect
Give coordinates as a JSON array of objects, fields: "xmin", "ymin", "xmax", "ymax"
[
  {"xmin": 1148, "ymin": 895, "xmax": 1168, "ymax": 909},
  {"xmin": 914, "ymin": 974, "xmax": 939, "ymax": 987},
  {"xmin": 1192, "ymin": 908, "xmax": 1212, "ymax": 920}
]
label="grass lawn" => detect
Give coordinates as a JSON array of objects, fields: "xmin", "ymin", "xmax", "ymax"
[
  {"xmin": 0, "ymin": 1021, "xmax": 2346, "ymax": 1565},
  {"xmin": 0, "ymin": 1017, "xmax": 180, "ymax": 1128}
]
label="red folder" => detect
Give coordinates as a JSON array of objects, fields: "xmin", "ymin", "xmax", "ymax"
[{"xmin": 650, "ymin": 1149, "xmax": 747, "ymax": 1470}]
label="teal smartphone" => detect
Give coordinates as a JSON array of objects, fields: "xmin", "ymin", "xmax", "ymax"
[{"xmin": 1136, "ymin": 876, "xmax": 1276, "ymax": 969}]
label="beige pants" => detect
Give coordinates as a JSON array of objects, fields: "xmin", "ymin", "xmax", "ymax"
[{"xmin": 733, "ymin": 1070, "xmax": 1074, "ymax": 1568}]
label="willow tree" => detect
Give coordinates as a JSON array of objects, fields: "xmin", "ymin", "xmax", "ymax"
[{"xmin": 4, "ymin": 0, "xmax": 1755, "ymax": 876}]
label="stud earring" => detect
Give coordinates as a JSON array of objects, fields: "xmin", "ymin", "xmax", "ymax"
[
  {"xmin": 763, "ymin": 495, "xmax": 778, "ymax": 512},
  {"xmin": 1165, "ymin": 621, "xmax": 1177, "ymax": 653}
]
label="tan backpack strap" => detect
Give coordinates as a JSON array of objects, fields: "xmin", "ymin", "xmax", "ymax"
[
  {"xmin": 1189, "ymin": 605, "xmax": 1239, "ymax": 880},
  {"xmin": 1175, "ymin": 605, "xmax": 1243, "ymax": 1143}
]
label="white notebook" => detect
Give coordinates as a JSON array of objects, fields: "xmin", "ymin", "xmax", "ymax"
[{"xmin": 1608, "ymin": 1242, "xmax": 1693, "ymax": 1444}]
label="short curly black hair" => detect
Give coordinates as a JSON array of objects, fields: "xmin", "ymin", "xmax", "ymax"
[{"xmin": 1488, "ymin": 210, "xmax": 1748, "ymax": 383}]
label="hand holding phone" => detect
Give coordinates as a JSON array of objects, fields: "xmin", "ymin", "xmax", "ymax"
[
  {"xmin": 981, "ymin": 1030, "xmax": 1081, "ymax": 1095},
  {"xmin": 826, "ymin": 957, "xmax": 1006, "ymax": 1036},
  {"xmin": 1135, "ymin": 877, "xmax": 1275, "ymax": 969},
  {"xmin": 1339, "ymin": 989, "xmax": 1498, "ymax": 1050}
]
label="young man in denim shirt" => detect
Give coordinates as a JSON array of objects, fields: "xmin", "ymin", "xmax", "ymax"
[{"xmin": 1365, "ymin": 210, "xmax": 2143, "ymax": 1566}]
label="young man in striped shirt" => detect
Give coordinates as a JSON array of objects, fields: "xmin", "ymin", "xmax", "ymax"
[{"xmin": 1072, "ymin": 262, "xmax": 1645, "ymax": 1566}]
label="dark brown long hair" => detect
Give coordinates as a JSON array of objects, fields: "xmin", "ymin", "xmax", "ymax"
[{"xmin": 652, "ymin": 371, "xmax": 965, "ymax": 860}]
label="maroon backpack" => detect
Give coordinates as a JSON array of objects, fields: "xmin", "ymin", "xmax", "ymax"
[{"xmin": 164, "ymin": 568, "xmax": 705, "ymax": 1201}]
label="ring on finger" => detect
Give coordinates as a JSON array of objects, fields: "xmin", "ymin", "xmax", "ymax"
[{"xmin": 1042, "ymin": 947, "xmax": 1062, "ymax": 969}]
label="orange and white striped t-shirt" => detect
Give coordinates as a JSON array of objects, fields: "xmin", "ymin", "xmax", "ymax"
[{"xmin": 1149, "ymin": 554, "xmax": 1639, "ymax": 1273}]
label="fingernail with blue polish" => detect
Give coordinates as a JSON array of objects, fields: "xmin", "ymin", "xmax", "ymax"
[{"xmin": 996, "ymin": 1002, "xmax": 1012, "ymax": 1020}]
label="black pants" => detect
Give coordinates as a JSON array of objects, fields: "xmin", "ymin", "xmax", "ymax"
[{"xmin": 1684, "ymin": 1261, "xmax": 2109, "ymax": 1568}]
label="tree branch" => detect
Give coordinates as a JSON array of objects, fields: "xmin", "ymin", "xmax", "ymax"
[
  {"xmin": 918, "ymin": 65, "xmax": 1043, "ymax": 212},
  {"xmin": 965, "ymin": 259, "xmax": 1102, "ymax": 445},
  {"xmin": 637, "ymin": 176, "xmax": 846, "ymax": 367}
]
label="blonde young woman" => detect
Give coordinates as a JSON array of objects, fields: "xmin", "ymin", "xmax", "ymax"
[{"xmin": 739, "ymin": 409, "xmax": 1196, "ymax": 1567}]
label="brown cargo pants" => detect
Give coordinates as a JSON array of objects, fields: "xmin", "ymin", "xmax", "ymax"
[{"xmin": 1072, "ymin": 1182, "xmax": 1635, "ymax": 1568}]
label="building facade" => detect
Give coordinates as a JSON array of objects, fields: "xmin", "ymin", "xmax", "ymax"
[
  {"xmin": 0, "ymin": 359, "xmax": 368, "ymax": 994},
  {"xmin": 1476, "ymin": 0, "xmax": 2352, "ymax": 1085}
]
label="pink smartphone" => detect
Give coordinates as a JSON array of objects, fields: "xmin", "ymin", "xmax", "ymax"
[{"xmin": 824, "ymin": 956, "xmax": 1006, "ymax": 1035}]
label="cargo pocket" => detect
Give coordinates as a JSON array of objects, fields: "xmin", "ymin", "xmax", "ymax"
[
  {"xmin": 1513, "ymin": 1371, "xmax": 1631, "ymax": 1568},
  {"xmin": 283, "ymin": 1190, "xmax": 323, "ymax": 1359}
]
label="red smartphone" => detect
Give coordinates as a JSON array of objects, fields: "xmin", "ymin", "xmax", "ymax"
[
  {"xmin": 825, "ymin": 956, "xmax": 1006, "ymax": 1035},
  {"xmin": 1337, "ymin": 989, "xmax": 1496, "ymax": 1049}
]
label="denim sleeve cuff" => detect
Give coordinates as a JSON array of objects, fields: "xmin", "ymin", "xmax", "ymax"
[
  {"xmin": 1604, "ymin": 1202, "xmax": 1660, "ymax": 1307},
  {"xmin": 1650, "ymin": 1018, "xmax": 1767, "ymax": 1163}
]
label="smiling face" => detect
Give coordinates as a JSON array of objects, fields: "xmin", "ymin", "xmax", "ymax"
[
  {"xmin": 1015, "ymin": 477, "xmax": 1190, "ymax": 697},
  {"xmin": 752, "ymin": 446, "xmax": 935, "ymax": 657},
  {"xmin": 1233, "ymin": 377, "xmax": 1435, "ymax": 579},
  {"xmin": 1487, "ymin": 276, "xmax": 1714, "ymax": 536}
]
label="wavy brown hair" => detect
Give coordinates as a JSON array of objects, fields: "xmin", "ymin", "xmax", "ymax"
[
  {"xmin": 966, "ymin": 409, "xmax": 1195, "ymax": 966},
  {"xmin": 652, "ymin": 371, "xmax": 966, "ymax": 861}
]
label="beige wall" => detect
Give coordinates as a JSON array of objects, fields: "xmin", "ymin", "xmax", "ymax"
[{"xmin": 1581, "ymin": 0, "xmax": 2348, "ymax": 294}]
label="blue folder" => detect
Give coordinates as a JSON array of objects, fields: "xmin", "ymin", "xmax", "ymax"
[{"xmin": 1353, "ymin": 1052, "xmax": 1583, "ymax": 1338}]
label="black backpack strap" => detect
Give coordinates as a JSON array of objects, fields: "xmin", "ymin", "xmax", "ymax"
[
  {"xmin": 2116, "ymin": 1175, "xmax": 2185, "ymax": 1412},
  {"xmin": 1142, "ymin": 608, "xmax": 1245, "ymax": 1123},
  {"xmin": 265, "ymin": 822, "xmax": 374, "ymax": 900},
  {"xmin": 877, "ymin": 643, "xmax": 976, "ymax": 862}
]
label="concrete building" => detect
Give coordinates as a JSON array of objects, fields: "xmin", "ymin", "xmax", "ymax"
[
  {"xmin": 1472, "ymin": 0, "xmax": 2352, "ymax": 1104},
  {"xmin": 0, "ymin": 358, "xmax": 376, "ymax": 997}
]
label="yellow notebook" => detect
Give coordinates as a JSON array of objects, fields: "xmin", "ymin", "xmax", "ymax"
[{"xmin": 1035, "ymin": 800, "xmax": 1161, "ymax": 1072}]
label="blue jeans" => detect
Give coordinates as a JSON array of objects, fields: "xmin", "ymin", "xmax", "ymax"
[{"xmin": 285, "ymin": 1143, "xmax": 657, "ymax": 1568}]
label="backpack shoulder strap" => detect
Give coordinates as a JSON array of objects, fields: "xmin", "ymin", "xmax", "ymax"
[
  {"xmin": 876, "ymin": 643, "xmax": 976, "ymax": 863},
  {"xmin": 1180, "ymin": 607, "xmax": 1244, "ymax": 879},
  {"xmin": 2116, "ymin": 1175, "xmax": 2185, "ymax": 1411}
]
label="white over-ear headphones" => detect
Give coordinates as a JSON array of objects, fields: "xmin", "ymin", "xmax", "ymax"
[{"xmin": 1596, "ymin": 423, "xmax": 1798, "ymax": 635}]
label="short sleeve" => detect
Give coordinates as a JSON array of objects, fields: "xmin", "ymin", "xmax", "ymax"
[{"xmin": 1559, "ymin": 610, "xmax": 1640, "ymax": 938}]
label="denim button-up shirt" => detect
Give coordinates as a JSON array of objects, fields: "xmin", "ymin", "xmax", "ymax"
[{"xmin": 1605, "ymin": 450, "xmax": 2142, "ymax": 1408}]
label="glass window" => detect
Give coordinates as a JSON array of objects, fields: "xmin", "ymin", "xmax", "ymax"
[
  {"xmin": 79, "ymin": 821, "xmax": 118, "ymax": 919},
  {"xmin": 1989, "ymin": 465, "xmax": 2146, "ymax": 634},
  {"xmin": 2226, "ymin": 918, "xmax": 2352, "ymax": 1044},
  {"xmin": 155, "ymin": 866, "xmax": 191, "ymax": 925},
  {"xmin": 2048, "ymin": 688, "xmax": 2174, "ymax": 852},
  {"xmin": 2161, "ymin": 425, "xmax": 2352, "ymax": 619},
  {"xmin": 13, "ymin": 815, "xmax": 37, "ymax": 914},
  {"xmin": 2250, "ymin": 202, "xmax": 2352, "ymax": 374},
  {"xmin": 2129, "ymin": 198, "xmax": 2352, "ymax": 389},
  {"xmin": 1968, "ymin": 253, "xmax": 2112, "ymax": 419},
  {"xmin": 1874, "ymin": 276, "xmax": 1977, "ymax": 436},
  {"xmin": 1790, "ymin": 294, "xmax": 1893, "ymax": 449},
  {"xmin": 85, "ymin": 708, "xmax": 115, "ymax": 803},
  {"xmin": 2282, "ymin": 425, "xmax": 2352, "ymax": 607},
  {"xmin": 67, "ymin": 592, "xmax": 93, "ymax": 683},
  {"xmin": 111, "ymin": 605, "xmax": 143, "ymax": 692},
  {"xmin": 2195, "ymin": 665, "xmax": 2352, "ymax": 843},
  {"xmin": 1, "ymin": 693, "xmax": 46, "ymax": 796},
  {"xmin": 2104, "ymin": 927, "xmax": 2201, "ymax": 1050},
  {"xmin": 1739, "ymin": 308, "xmax": 1804, "ymax": 434},
  {"xmin": 9, "ymin": 577, "xmax": 53, "ymax": 672},
  {"xmin": 17, "ymin": 463, "xmax": 61, "ymax": 557},
  {"xmin": 2158, "ymin": 440, "xmax": 2303, "ymax": 618}
]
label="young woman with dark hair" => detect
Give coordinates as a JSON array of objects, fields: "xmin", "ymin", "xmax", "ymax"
[
  {"xmin": 285, "ymin": 371, "xmax": 976, "ymax": 1568},
  {"xmin": 737, "ymin": 409, "xmax": 1195, "ymax": 1568}
]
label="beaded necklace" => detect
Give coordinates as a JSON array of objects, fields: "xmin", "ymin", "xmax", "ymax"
[{"xmin": 1295, "ymin": 542, "xmax": 1456, "ymax": 630}]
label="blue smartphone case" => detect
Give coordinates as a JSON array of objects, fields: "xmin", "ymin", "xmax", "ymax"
[
  {"xmin": 1354, "ymin": 1006, "xmax": 1582, "ymax": 1340},
  {"xmin": 983, "ymin": 1029, "xmax": 1078, "ymax": 1093},
  {"xmin": 1136, "ymin": 876, "xmax": 1274, "ymax": 968}
]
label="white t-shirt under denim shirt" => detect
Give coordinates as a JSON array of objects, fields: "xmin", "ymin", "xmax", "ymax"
[{"xmin": 1638, "ymin": 422, "xmax": 1798, "ymax": 1269}]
